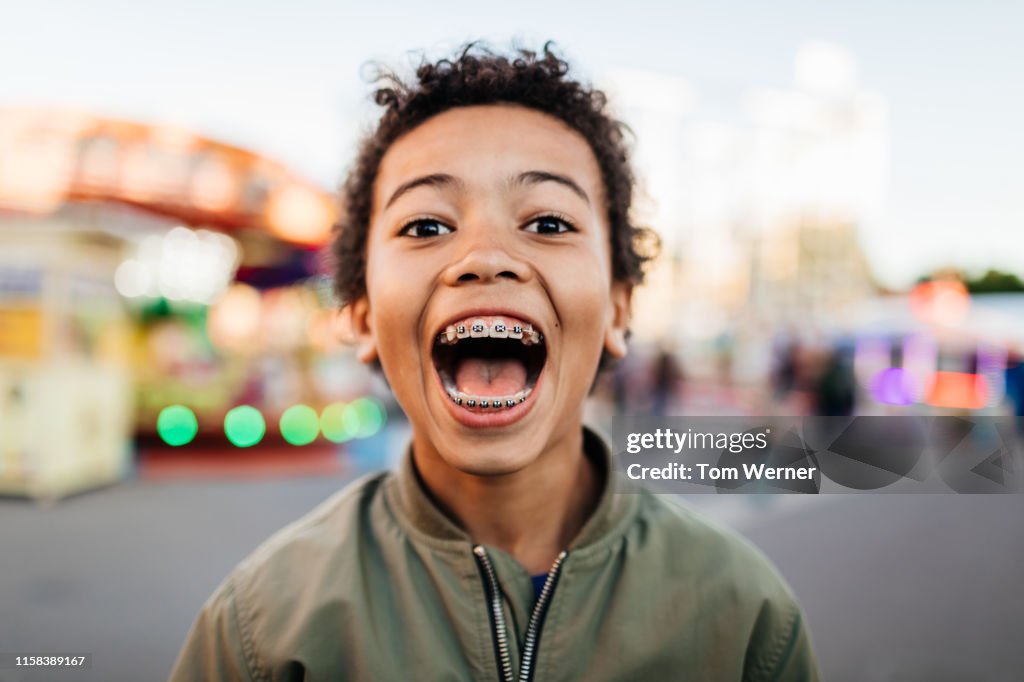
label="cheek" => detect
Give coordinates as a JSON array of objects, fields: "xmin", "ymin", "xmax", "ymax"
[
  {"xmin": 364, "ymin": 244, "xmax": 427, "ymax": 359},
  {"xmin": 552, "ymin": 274, "xmax": 612, "ymax": 364},
  {"xmin": 544, "ymin": 242, "xmax": 614, "ymax": 336}
]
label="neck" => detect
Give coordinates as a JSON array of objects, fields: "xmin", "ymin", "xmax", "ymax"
[{"xmin": 414, "ymin": 427, "xmax": 602, "ymax": 575}]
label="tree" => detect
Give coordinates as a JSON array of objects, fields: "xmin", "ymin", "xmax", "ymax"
[{"xmin": 964, "ymin": 269, "xmax": 1024, "ymax": 294}]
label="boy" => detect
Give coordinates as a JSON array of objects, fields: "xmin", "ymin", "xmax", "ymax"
[{"xmin": 171, "ymin": 44, "xmax": 819, "ymax": 681}]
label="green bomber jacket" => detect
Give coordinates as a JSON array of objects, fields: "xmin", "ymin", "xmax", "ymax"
[{"xmin": 170, "ymin": 428, "xmax": 820, "ymax": 681}]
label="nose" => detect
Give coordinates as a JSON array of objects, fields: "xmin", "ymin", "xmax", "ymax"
[{"xmin": 441, "ymin": 223, "xmax": 532, "ymax": 286}]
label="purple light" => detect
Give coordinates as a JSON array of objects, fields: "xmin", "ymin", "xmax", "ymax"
[
  {"xmin": 976, "ymin": 344, "xmax": 1007, "ymax": 407},
  {"xmin": 855, "ymin": 337, "xmax": 891, "ymax": 384},
  {"xmin": 902, "ymin": 334, "xmax": 937, "ymax": 401},
  {"xmin": 870, "ymin": 367, "xmax": 915, "ymax": 406}
]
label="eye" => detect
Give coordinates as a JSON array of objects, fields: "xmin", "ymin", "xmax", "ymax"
[
  {"xmin": 524, "ymin": 215, "xmax": 575, "ymax": 235},
  {"xmin": 399, "ymin": 219, "xmax": 453, "ymax": 238}
]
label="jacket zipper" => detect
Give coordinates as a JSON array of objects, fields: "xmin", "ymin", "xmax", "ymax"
[{"xmin": 473, "ymin": 545, "xmax": 568, "ymax": 682}]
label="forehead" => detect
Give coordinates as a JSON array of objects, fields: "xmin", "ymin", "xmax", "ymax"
[{"xmin": 374, "ymin": 105, "xmax": 604, "ymax": 207}]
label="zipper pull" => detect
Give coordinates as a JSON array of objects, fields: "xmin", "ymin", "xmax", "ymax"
[
  {"xmin": 473, "ymin": 545, "xmax": 570, "ymax": 682},
  {"xmin": 473, "ymin": 545, "xmax": 515, "ymax": 682}
]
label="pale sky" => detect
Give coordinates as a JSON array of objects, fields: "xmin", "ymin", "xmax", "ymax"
[{"xmin": 3, "ymin": 0, "xmax": 1022, "ymax": 289}]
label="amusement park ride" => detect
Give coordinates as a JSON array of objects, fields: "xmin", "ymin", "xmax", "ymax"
[{"xmin": 0, "ymin": 107, "xmax": 342, "ymax": 499}]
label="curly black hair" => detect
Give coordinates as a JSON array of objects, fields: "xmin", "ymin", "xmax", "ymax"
[{"xmin": 331, "ymin": 41, "xmax": 658, "ymax": 309}]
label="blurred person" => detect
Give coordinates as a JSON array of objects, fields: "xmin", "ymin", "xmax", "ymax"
[
  {"xmin": 772, "ymin": 335, "xmax": 800, "ymax": 400},
  {"xmin": 609, "ymin": 347, "xmax": 643, "ymax": 416},
  {"xmin": 1005, "ymin": 349, "xmax": 1024, "ymax": 435},
  {"xmin": 651, "ymin": 343, "xmax": 684, "ymax": 416},
  {"xmin": 611, "ymin": 353, "xmax": 629, "ymax": 414},
  {"xmin": 814, "ymin": 346, "xmax": 857, "ymax": 416},
  {"xmin": 171, "ymin": 43, "xmax": 819, "ymax": 682}
]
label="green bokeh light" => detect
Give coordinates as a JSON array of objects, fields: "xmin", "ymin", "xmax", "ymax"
[
  {"xmin": 279, "ymin": 405, "xmax": 320, "ymax": 446},
  {"xmin": 351, "ymin": 397, "xmax": 386, "ymax": 437},
  {"xmin": 321, "ymin": 397, "xmax": 387, "ymax": 443},
  {"xmin": 320, "ymin": 402, "xmax": 355, "ymax": 443},
  {"xmin": 157, "ymin": 405, "xmax": 198, "ymax": 446},
  {"xmin": 224, "ymin": 405, "xmax": 266, "ymax": 448}
]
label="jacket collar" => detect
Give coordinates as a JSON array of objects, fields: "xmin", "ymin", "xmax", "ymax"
[{"xmin": 390, "ymin": 426, "xmax": 637, "ymax": 550}]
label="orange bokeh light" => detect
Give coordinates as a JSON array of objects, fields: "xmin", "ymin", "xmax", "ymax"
[
  {"xmin": 925, "ymin": 371, "xmax": 988, "ymax": 410},
  {"xmin": 265, "ymin": 183, "xmax": 336, "ymax": 246},
  {"xmin": 909, "ymin": 280, "xmax": 970, "ymax": 327}
]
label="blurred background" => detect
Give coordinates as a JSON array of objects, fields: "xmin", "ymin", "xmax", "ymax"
[{"xmin": 1, "ymin": 1, "xmax": 1022, "ymax": 681}]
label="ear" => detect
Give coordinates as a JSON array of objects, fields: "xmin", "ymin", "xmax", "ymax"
[
  {"xmin": 603, "ymin": 281, "xmax": 633, "ymax": 359},
  {"xmin": 346, "ymin": 296, "xmax": 379, "ymax": 364}
]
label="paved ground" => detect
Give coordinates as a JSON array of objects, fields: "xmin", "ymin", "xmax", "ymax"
[{"xmin": 1, "ymin": 464, "xmax": 1022, "ymax": 681}]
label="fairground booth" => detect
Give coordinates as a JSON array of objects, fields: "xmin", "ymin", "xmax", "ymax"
[{"xmin": 0, "ymin": 108, "xmax": 384, "ymax": 500}]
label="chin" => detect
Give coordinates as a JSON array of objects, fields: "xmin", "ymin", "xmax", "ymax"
[{"xmin": 438, "ymin": 436, "xmax": 542, "ymax": 477}]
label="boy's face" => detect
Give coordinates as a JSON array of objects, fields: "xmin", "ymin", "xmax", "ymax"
[{"xmin": 351, "ymin": 105, "xmax": 631, "ymax": 475}]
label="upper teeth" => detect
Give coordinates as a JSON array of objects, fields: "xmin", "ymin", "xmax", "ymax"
[{"xmin": 437, "ymin": 317, "xmax": 542, "ymax": 345}]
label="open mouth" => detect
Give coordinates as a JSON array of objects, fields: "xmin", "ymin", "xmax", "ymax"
[{"xmin": 432, "ymin": 315, "xmax": 546, "ymax": 413}]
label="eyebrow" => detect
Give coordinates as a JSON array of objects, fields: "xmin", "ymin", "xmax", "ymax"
[
  {"xmin": 384, "ymin": 173, "xmax": 463, "ymax": 209},
  {"xmin": 383, "ymin": 169, "xmax": 591, "ymax": 209},
  {"xmin": 512, "ymin": 170, "xmax": 590, "ymax": 205}
]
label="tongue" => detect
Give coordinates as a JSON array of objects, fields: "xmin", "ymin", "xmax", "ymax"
[{"xmin": 454, "ymin": 357, "xmax": 528, "ymax": 396}]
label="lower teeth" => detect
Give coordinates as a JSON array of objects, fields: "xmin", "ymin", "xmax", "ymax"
[{"xmin": 447, "ymin": 388, "xmax": 530, "ymax": 410}]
